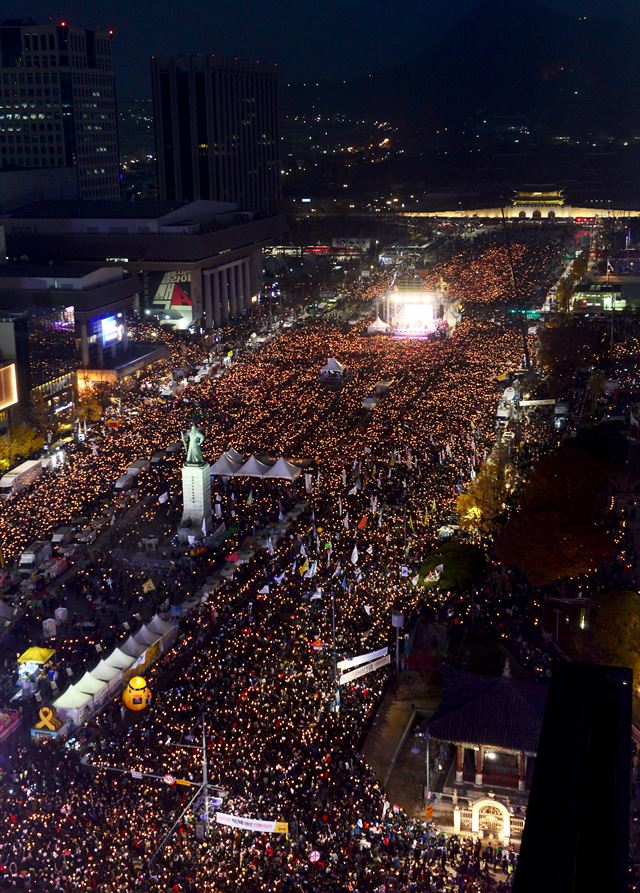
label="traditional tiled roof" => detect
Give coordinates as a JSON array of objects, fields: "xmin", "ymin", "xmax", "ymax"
[{"xmin": 427, "ymin": 667, "xmax": 548, "ymax": 753}]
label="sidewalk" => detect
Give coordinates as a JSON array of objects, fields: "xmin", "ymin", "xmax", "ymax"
[{"xmin": 363, "ymin": 669, "xmax": 441, "ymax": 818}]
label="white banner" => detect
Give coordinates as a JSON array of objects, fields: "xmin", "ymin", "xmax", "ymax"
[
  {"xmin": 337, "ymin": 646, "xmax": 388, "ymax": 672},
  {"xmin": 216, "ymin": 813, "xmax": 288, "ymax": 835},
  {"xmin": 339, "ymin": 653, "xmax": 391, "ymax": 686}
]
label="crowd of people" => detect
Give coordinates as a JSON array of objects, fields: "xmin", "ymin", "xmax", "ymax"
[{"xmin": 0, "ymin": 234, "xmax": 569, "ymax": 891}]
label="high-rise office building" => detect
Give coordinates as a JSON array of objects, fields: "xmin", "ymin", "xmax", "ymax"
[
  {"xmin": 151, "ymin": 54, "xmax": 280, "ymax": 215},
  {"xmin": 0, "ymin": 19, "xmax": 120, "ymax": 200}
]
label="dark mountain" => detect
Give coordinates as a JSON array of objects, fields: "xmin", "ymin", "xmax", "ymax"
[{"xmin": 283, "ymin": 0, "xmax": 640, "ymax": 141}]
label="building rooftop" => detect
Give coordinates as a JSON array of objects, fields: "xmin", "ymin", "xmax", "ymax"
[
  {"xmin": 4, "ymin": 200, "xmax": 202, "ymax": 220},
  {"xmin": 0, "ymin": 263, "xmax": 125, "ymax": 279},
  {"xmin": 427, "ymin": 667, "xmax": 548, "ymax": 753}
]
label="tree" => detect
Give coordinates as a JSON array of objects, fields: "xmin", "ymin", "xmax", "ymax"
[
  {"xmin": 0, "ymin": 423, "xmax": 45, "ymax": 470},
  {"xmin": 495, "ymin": 446, "xmax": 613, "ymax": 585},
  {"xmin": 76, "ymin": 393, "xmax": 103, "ymax": 423},
  {"xmin": 456, "ymin": 453, "xmax": 511, "ymax": 540}
]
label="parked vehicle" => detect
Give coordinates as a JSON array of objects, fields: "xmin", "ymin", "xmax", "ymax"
[
  {"xmin": 18, "ymin": 540, "xmax": 52, "ymax": 575},
  {"xmin": 127, "ymin": 459, "xmax": 151, "ymax": 476},
  {"xmin": 0, "ymin": 460, "xmax": 42, "ymax": 499},
  {"xmin": 51, "ymin": 526, "xmax": 74, "ymax": 546}
]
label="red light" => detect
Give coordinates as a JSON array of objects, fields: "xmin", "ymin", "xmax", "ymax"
[{"xmin": 59, "ymin": 21, "xmax": 67, "ymax": 27}]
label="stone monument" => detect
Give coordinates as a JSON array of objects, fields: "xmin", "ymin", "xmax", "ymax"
[{"xmin": 178, "ymin": 423, "xmax": 212, "ymax": 543}]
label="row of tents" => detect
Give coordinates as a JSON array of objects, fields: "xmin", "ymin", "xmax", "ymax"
[
  {"xmin": 52, "ymin": 614, "xmax": 177, "ymax": 728},
  {"xmin": 211, "ymin": 448, "xmax": 302, "ymax": 481}
]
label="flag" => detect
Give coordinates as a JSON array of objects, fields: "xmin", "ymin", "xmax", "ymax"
[
  {"xmin": 364, "ymin": 605, "xmax": 372, "ymax": 616},
  {"xmin": 409, "ymin": 515, "xmax": 416, "ymax": 533},
  {"xmin": 423, "ymin": 507, "xmax": 429, "ymax": 525},
  {"xmin": 158, "ymin": 491, "xmax": 169, "ymax": 504},
  {"xmin": 266, "ymin": 536, "xmax": 275, "ymax": 556},
  {"xmin": 350, "ymin": 545, "xmax": 359, "ymax": 565},
  {"xmin": 338, "ymin": 496, "xmax": 343, "ymax": 516},
  {"xmin": 201, "ymin": 516, "xmax": 207, "ymax": 535},
  {"xmin": 331, "ymin": 562, "xmax": 342, "ymax": 579},
  {"xmin": 258, "ymin": 585, "xmax": 270, "ymax": 595},
  {"xmin": 305, "ymin": 560, "xmax": 317, "ymax": 579},
  {"xmin": 142, "ymin": 578, "xmax": 155, "ymax": 594},
  {"xmin": 343, "ymin": 514, "xmax": 350, "ymax": 531},
  {"xmin": 246, "ymin": 490, "xmax": 254, "ymax": 506},
  {"xmin": 357, "ymin": 514, "xmax": 367, "ymax": 531},
  {"xmin": 366, "ymin": 544, "xmax": 374, "ymax": 555},
  {"xmin": 310, "ymin": 591, "xmax": 323, "ymax": 601},
  {"xmin": 341, "ymin": 574, "xmax": 347, "ymax": 590},
  {"xmin": 299, "ymin": 558, "xmax": 310, "ymax": 577},
  {"xmin": 299, "ymin": 543, "xmax": 307, "ymax": 558},
  {"xmin": 411, "ymin": 574, "xmax": 420, "ymax": 586},
  {"xmin": 274, "ymin": 572, "xmax": 286, "ymax": 585},
  {"xmin": 348, "ymin": 485, "xmax": 358, "ymax": 496},
  {"xmin": 430, "ymin": 498, "xmax": 436, "ymax": 513}
]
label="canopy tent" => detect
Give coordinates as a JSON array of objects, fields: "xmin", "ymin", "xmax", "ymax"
[
  {"xmin": 120, "ymin": 635, "xmax": 147, "ymax": 658},
  {"xmin": 54, "ymin": 686, "xmax": 92, "ymax": 710},
  {"xmin": 227, "ymin": 447, "xmax": 245, "ymax": 465},
  {"xmin": 263, "ymin": 457, "xmax": 303, "ymax": 481},
  {"xmin": 235, "ymin": 454, "xmax": 271, "ymax": 477},
  {"xmin": 367, "ymin": 316, "xmax": 390, "ymax": 335},
  {"xmin": 18, "ymin": 647, "xmax": 55, "ymax": 665},
  {"xmin": 104, "ymin": 648, "xmax": 136, "ymax": 670},
  {"xmin": 320, "ymin": 357, "xmax": 345, "ymax": 375},
  {"xmin": 74, "ymin": 672, "xmax": 108, "ymax": 697},
  {"xmin": 147, "ymin": 614, "xmax": 176, "ymax": 637},
  {"xmin": 53, "ymin": 685, "xmax": 95, "ymax": 726},
  {"xmin": 91, "ymin": 659, "xmax": 124, "ymax": 695},
  {"xmin": 134, "ymin": 625, "xmax": 161, "ymax": 647},
  {"xmin": 91, "ymin": 660, "xmax": 122, "ymax": 683},
  {"xmin": 211, "ymin": 452, "xmax": 243, "ymax": 476}
]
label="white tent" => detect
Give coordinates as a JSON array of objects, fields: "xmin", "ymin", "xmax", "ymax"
[
  {"xmin": 367, "ymin": 316, "xmax": 390, "ymax": 335},
  {"xmin": 263, "ymin": 457, "xmax": 303, "ymax": 481},
  {"xmin": 53, "ymin": 685, "xmax": 95, "ymax": 725},
  {"xmin": 227, "ymin": 447, "xmax": 245, "ymax": 464},
  {"xmin": 211, "ymin": 452, "xmax": 243, "ymax": 476},
  {"xmin": 105, "ymin": 647, "xmax": 136, "ymax": 671},
  {"xmin": 54, "ymin": 685, "xmax": 90, "ymax": 710},
  {"xmin": 91, "ymin": 659, "xmax": 122, "ymax": 683},
  {"xmin": 75, "ymin": 671, "xmax": 108, "ymax": 697},
  {"xmin": 120, "ymin": 635, "xmax": 147, "ymax": 658},
  {"xmin": 320, "ymin": 357, "xmax": 345, "ymax": 375},
  {"xmin": 134, "ymin": 625, "xmax": 161, "ymax": 647},
  {"xmin": 235, "ymin": 454, "xmax": 271, "ymax": 477},
  {"xmin": 91, "ymin": 659, "xmax": 123, "ymax": 695},
  {"xmin": 147, "ymin": 614, "xmax": 176, "ymax": 637}
]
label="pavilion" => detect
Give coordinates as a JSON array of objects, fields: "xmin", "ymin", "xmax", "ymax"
[{"xmin": 425, "ymin": 667, "xmax": 548, "ymax": 842}]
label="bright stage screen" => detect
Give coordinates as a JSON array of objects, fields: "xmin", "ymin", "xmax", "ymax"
[{"xmin": 392, "ymin": 291, "xmax": 437, "ymax": 334}]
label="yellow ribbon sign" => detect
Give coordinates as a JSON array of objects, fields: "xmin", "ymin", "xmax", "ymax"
[{"xmin": 34, "ymin": 706, "xmax": 62, "ymax": 732}]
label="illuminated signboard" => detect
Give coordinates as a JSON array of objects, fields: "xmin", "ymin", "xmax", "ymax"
[
  {"xmin": 0, "ymin": 363, "xmax": 18, "ymax": 411},
  {"xmin": 101, "ymin": 316, "xmax": 122, "ymax": 346}
]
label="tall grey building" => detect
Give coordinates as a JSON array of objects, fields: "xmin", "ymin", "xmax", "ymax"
[
  {"xmin": 0, "ymin": 19, "xmax": 120, "ymax": 200},
  {"xmin": 151, "ymin": 54, "xmax": 280, "ymax": 215}
]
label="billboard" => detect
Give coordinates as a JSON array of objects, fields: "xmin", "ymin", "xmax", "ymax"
[
  {"xmin": 0, "ymin": 363, "xmax": 18, "ymax": 411},
  {"xmin": 100, "ymin": 316, "xmax": 122, "ymax": 346}
]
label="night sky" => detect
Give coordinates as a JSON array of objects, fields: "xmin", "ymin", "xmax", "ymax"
[{"xmin": 7, "ymin": 0, "xmax": 638, "ymax": 96}]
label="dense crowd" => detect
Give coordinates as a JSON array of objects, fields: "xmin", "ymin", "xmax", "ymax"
[{"xmin": 0, "ymin": 234, "xmax": 567, "ymax": 891}]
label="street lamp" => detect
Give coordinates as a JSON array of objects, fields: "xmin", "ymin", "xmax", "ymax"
[{"xmin": 391, "ymin": 610, "xmax": 404, "ymax": 675}]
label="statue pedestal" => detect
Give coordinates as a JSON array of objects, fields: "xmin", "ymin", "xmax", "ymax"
[{"xmin": 178, "ymin": 462, "xmax": 212, "ymax": 543}]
